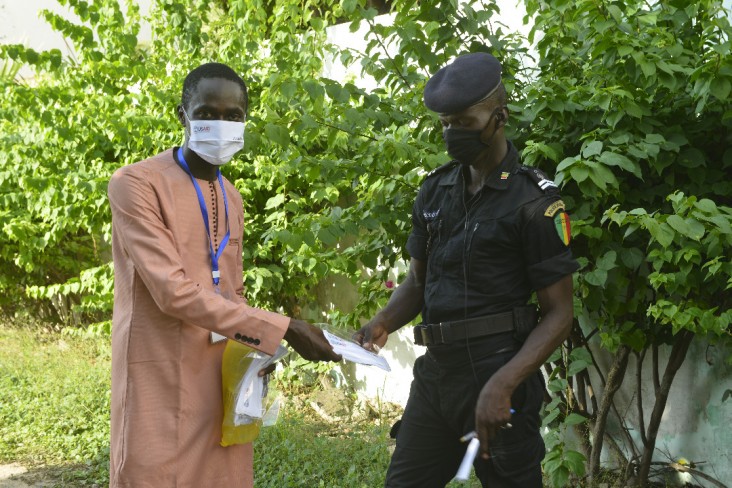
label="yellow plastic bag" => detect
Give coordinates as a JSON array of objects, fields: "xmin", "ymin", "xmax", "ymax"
[{"xmin": 220, "ymin": 340, "xmax": 260, "ymax": 446}]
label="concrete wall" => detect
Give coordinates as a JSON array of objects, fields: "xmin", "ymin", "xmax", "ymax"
[{"xmin": 593, "ymin": 337, "xmax": 732, "ymax": 485}]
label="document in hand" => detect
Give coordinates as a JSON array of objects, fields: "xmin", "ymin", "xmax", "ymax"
[{"xmin": 322, "ymin": 329, "xmax": 391, "ymax": 372}]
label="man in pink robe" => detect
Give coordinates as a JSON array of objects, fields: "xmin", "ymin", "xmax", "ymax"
[{"xmin": 108, "ymin": 62, "xmax": 340, "ymax": 488}]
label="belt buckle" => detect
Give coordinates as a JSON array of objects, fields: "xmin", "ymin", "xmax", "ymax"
[{"xmin": 414, "ymin": 325, "xmax": 432, "ymax": 346}]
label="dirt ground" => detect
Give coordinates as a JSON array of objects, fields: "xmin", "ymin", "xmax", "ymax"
[{"xmin": 0, "ymin": 464, "xmax": 55, "ymax": 488}]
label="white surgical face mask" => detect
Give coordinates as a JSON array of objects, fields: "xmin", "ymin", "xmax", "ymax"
[{"xmin": 183, "ymin": 110, "xmax": 245, "ymax": 166}]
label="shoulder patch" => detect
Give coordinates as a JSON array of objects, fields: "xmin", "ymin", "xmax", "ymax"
[
  {"xmin": 554, "ymin": 211, "xmax": 572, "ymax": 246},
  {"xmin": 544, "ymin": 200, "xmax": 566, "ymax": 217},
  {"xmin": 520, "ymin": 165, "xmax": 558, "ymax": 192},
  {"xmin": 426, "ymin": 160, "xmax": 460, "ymax": 179}
]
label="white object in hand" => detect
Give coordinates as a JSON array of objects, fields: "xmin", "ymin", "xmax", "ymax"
[
  {"xmin": 454, "ymin": 437, "xmax": 480, "ymax": 482},
  {"xmin": 322, "ymin": 329, "xmax": 391, "ymax": 372}
]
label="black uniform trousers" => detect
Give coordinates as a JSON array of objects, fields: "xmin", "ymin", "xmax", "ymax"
[{"xmin": 385, "ymin": 335, "xmax": 545, "ymax": 488}]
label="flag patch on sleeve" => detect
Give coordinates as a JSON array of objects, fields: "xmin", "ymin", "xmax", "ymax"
[{"xmin": 554, "ymin": 212, "xmax": 572, "ymax": 246}]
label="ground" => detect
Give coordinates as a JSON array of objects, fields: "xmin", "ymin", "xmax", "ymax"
[{"xmin": 0, "ymin": 463, "xmax": 56, "ymax": 488}]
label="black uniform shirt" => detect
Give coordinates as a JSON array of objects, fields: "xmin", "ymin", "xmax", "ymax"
[{"xmin": 406, "ymin": 141, "xmax": 580, "ymax": 325}]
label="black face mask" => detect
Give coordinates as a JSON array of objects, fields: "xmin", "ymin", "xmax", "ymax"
[{"xmin": 442, "ymin": 108, "xmax": 503, "ymax": 166}]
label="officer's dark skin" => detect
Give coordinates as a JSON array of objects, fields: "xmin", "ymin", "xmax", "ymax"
[
  {"xmin": 176, "ymin": 77, "xmax": 342, "ymax": 366},
  {"xmin": 354, "ymin": 94, "xmax": 574, "ymax": 460}
]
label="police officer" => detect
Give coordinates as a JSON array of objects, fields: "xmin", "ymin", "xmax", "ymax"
[{"xmin": 354, "ymin": 52, "xmax": 579, "ymax": 487}]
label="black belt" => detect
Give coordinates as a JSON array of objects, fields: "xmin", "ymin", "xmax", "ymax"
[{"xmin": 413, "ymin": 307, "xmax": 538, "ymax": 346}]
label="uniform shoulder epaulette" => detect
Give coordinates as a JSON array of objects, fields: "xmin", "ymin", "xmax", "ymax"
[
  {"xmin": 425, "ymin": 160, "xmax": 460, "ymax": 179},
  {"xmin": 519, "ymin": 165, "xmax": 558, "ymax": 192}
]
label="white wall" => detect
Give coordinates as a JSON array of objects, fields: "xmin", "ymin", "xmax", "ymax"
[{"xmin": 0, "ymin": 0, "xmax": 152, "ymax": 78}]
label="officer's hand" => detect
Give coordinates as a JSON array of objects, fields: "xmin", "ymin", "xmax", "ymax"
[
  {"xmin": 352, "ymin": 321, "xmax": 389, "ymax": 353},
  {"xmin": 258, "ymin": 363, "xmax": 277, "ymax": 377},
  {"xmin": 284, "ymin": 319, "xmax": 342, "ymax": 362},
  {"xmin": 475, "ymin": 374, "xmax": 514, "ymax": 460}
]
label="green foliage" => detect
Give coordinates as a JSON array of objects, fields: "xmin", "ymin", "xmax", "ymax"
[
  {"xmin": 541, "ymin": 347, "xmax": 590, "ymax": 484},
  {"xmin": 521, "ymin": 0, "xmax": 731, "ymax": 350},
  {"xmin": 0, "ymin": 322, "xmax": 110, "ymax": 486},
  {"xmin": 3, "ymin": 0, "xmax": 727, "ymax": 337},
  {"xmin": 523, "ymin": 1, "xmax": 731, "ymax": 483},
  {"xmin": 0, "ymin": 0, "xmax": 530, "ymax": 330}
]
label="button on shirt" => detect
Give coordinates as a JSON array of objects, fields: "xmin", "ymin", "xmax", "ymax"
[{"xmin": 406, "ymin": 142, "xmax": 579, "ymax": 325}]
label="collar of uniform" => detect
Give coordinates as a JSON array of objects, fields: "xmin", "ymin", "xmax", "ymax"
[{"xmin": 437, "ymin": 140, "xmax": 519, "ymax": 189}]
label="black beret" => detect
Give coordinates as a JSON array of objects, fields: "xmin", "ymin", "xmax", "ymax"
[{"xmin": 423, "ymin": 52, "xmax": 502, "ymax": 114}]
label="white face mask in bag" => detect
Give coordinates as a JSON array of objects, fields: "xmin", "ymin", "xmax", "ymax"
[{"xmin": 184, "ymin": 110, "xmax": 245, "ymax": 166}]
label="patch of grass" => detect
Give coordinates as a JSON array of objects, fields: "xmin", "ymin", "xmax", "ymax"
[
  {"xmin": 0, "ymin": 320, "xmax": 111, "ymax": 486},
  {"xmin": 254, "ymin": 411, "xmax": 393, "ymax": 487}
]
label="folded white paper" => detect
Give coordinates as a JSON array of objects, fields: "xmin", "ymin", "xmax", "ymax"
[
  {"xmin": 323, "ymin": 329, "xmax": 391, "ymax": 372},
  {"xmin": 454, "ymin": 437, "xmax": 480, "ymax": 481}
]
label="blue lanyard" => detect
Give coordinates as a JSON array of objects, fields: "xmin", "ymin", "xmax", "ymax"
[{"xmin": 177, "ymin": 147, "xmax": 230, "ymax": 286}]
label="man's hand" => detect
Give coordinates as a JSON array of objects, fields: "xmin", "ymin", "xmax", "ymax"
[
  {"xmin": 474, "ymin": 275, "xmax": 574, "ymax": 459},
  {"xmin": 284, "ymin": 319, "xmax": 342, "ymax": 362},
  {"xmin": 352, "ymin": 320, "xmax": 389, "ymax": 352},
  {"xmin": 474, "ymin": 373, "xmax": 514, "ymax": 459},
  {"xmin": 258, "ymin": 363, "xmax": 277, "ymax": 377}
]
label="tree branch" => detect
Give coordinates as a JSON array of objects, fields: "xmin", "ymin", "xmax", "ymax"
[
  {"xmin": 637, "ymin": 330, "xmax": 695, "ymax": 486},
  {"xmin": 652, "ymin": 343, "xmax": 660, "ymax": 395},
  {"xmin": 365, "ymin": 18, "xmax": 411, "ymax": 89},
  {"xmin": 589, "ymin": 345, "xmax": 631, "ymax": 480},
  {"xmin": 636, "ymin": 348, "xmax": 648, "ymax": 448}
]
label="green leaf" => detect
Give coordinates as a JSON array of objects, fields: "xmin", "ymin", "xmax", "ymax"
[
  {"xmin": 598, "ymin": 151, "xmax": 641, "ymax": 178},
  {"xmin": 596, "ymin": 250, "xmax": 617, "ymax": 271},
  {"xmin": 607, "ymin": 5, "xmax": 623, "ymax": 22},
  {"xmin": 556, "ymin": 156, "xmax": 577, "ymax": 172},
  {"xmin": 318, "ymin": 227, "xmax": 338, "ymax": 246},
  {"xmin": 620, "ymin": 247, "xmax": 644, "ymax": 270},
  {"xmin": 564, "ymin": 413, "xmax": 587, "ymax": 426},
  {"xmin": 694, "ymin": 199, "xmax": 717, "ymax": 214},
  {"xmin": 563, "ymin": 450, "xmax": 587, "ymax": 475},
  {"xmin": 264, "ymin": 123, "xmax": 291, "ymax": 147},
  {"xmin": 710, "ymin": 78, "xmax": 731, "ymax": 102},
  {"xmin": 653, "ymin": 223, "xmax": 675, "ymax": 248},
  {"xmin": 543, "ymin": 407, "xmax": 561, "ymax": 426},
  {"xmin": 341, "ymin": 0, "xmax": 358, "ymax": 14},
  {"xmin": 570, "ymin": 165, "xmax": 590, "ymax": 183},
  {"xmin": 567, "ymin": 359, "xmax": 590, "ymax": 376},
  {"xmin": 551, "ymin": 466, "xmax": 570, "ymax": 488},
  {"xmin": 265, "ymin": 193, "xmax": 285, "ymax": 210},
  {"xmin": 584, "ymin": 268, "xmax": 607, "ymax": 286},
  {"xmin": 581, "ymin": 141, "xmax": 603, "ymax": 158},
  {"xmin": 588, "ymin": 164, "xmax": 618, "ymax": 191},
  {"xmin": 666, "ymin": 215, "xmax": 705, "ymax": 240}
]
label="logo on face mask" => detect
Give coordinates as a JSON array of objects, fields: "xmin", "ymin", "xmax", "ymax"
[{"xmin": 193, "ymin": 126, "xmax": 211, "ymax": 133}]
